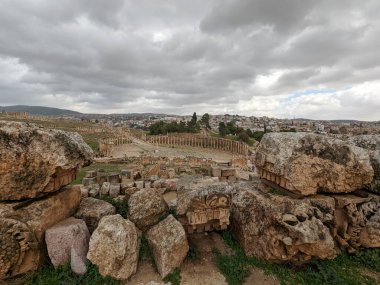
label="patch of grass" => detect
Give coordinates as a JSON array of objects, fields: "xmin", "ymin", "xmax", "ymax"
[
  {"xmin": 26, "ymin": 262, "xmax": 120, "ymax": 285},
  {"xmin": 99, "ymin": 195, "xmax": 128, "ymax": 218},
  {"xmin": 71, "ymin": 163, "xmax": 125, "ymax": 185},
  {"xmin": 214, "ymin": 231, "xmax": 379, "ymax": 285},
  {"xmin": 139, "ymin": 235, "xmax": 155, "ymax": 265},
  {"xmin": 268, "ymin": 187, "xmax": 288, "ymax": 196},
  {"xmin": 81, "ymin": 133, "xmax": 100, "ymax": 152},
  {"xmin": 163, "ymin": 268, "xmax": 181, "ymax": 285}
]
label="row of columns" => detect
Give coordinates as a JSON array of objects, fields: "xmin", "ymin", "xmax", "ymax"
[{"xmin": 148, "ymin": 135, "xmax": 248, "ymax": 156}]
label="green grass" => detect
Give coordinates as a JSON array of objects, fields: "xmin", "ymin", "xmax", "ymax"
[
  {"xmin": 72, "ymin": 163, "xmax": 126, "ymax": 185},
  {"xmin": 25, "ymin": 262, "xmax": 120, "ymax": 285},
  {"xmin": 99, "ymin": 195, "xmax": 129, "ymax": 218},
  {"xmin": 163, "ymin": 268, "xmax": 181, "ymax": 285},
  {"xmin": 81, "ymin": 133, "xmax": 100, "ymax": 151},
  {"xmin": 214, "ymin": 231, "xmax": 380, "ymax": 285},
  {"xmin": 268, "ymin": 187, "xmax": 289, "ymax": 196}
]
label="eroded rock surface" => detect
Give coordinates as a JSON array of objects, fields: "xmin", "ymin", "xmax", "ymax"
[
  {"xmin": 176, "ymin": 177, "xmax": 233, "ymax": 233},
  {"xmin": 255, "ymin": 132, "xmax": 373, "ymax": 196},
  {"xmin": 347, "ymin": 135, "xmax": 380, "ymax": 193},
  {"xmin": 87, "ymin": 215, "xmax": 140, "ymax": 280},
  {"xmin": 146, "ymin": 215, "xmax": 189, "ymax": 277},
  {"xmin": 0, "ymin": 185, "xmax": 81, "ymax": 279},
  {"xmin": 128, "ymin": 188, "xmax": 168, "ymax": 231},
  {"xmin": 231, "ymin": 182, "xmax": 337, "ymax": 263},
  {"xmin": 74, "ymin": 197, "xmax": 116, "ymax": 233},
  {"xmin": 0, "ymin": 121, "xmax": 94, "ymax": 200}
]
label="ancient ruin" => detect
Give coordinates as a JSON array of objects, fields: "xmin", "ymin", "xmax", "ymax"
[
  {"xmin": 1, "ymin": 120, "xmax": 380, "ymax": 284},
  {"xmin": 255, "ymin": 132, "xmax": 374, "ymax": 195}
]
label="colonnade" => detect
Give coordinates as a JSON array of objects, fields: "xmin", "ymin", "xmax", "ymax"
[{"xmin": 147, "ymin": 135, "xmax": 249, "ymax": 156}]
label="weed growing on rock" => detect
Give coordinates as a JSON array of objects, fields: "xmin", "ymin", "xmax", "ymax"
[
  {"xmin": 214, "ymin": 231, "xmax": 379, "ymax": 285},
  {"xmin": 26, "ymin": 262, "xmax": 120, "ymax": 285},
  {"xmin": 99, "ymin": 195, "xmax": 128, "ymax": 218},
  {"xmin": 163, "ymin": 268, "xmax": 181, "ymax": 285}
]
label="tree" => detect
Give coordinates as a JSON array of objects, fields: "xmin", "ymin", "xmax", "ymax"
[
  {"xmin": 218, "ymin": 122, "xmax": 228, "ymax": 136},
  {"xmin": 200, "ymin": 113, "xmax": 211, "ymax": 129}
]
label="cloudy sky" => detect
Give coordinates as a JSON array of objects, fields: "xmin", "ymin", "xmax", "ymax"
[{"xmin": 0, "ymin": 0, "xmax": 379, "ymax": 120}]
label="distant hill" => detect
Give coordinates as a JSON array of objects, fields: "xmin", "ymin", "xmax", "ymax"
[{"xmin": 0, "ymin": 105, "xmax": 83, "ymax": 116}]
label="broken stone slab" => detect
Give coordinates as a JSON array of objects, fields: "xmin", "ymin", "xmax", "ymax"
[
  {"xmin": 211, "ymin": 167, "xmax": 222, "ymax": 177},
  {"xmin": 128, "ymin": 188, "xmax": 168, "ymax": 231},
  {"xmin": 146, "ymin": 215, "xmax": 189, "ymax": 278},
  {"xmin": 87, "ymin": 215, "xmax": 140, "ymax": 280},
  {"xmin": 347, "ymin": 135, "xmax": 380, "ymax": 194},
  {"xmin": 255, "ymin": 132, "xmax": 374, "ymax": 196},
  {"xmin": 45, "ymin": 217, "xmax": 90, "ymax": 275},
  {"xmin": 230, "ymin": 181, "xmax": 337, "ymax": 263},
  {"xmin": 0, "ymin": 185, "xmax": 81, "ymax": 279},
  {"xmin": 74, "ymin": 197, "xmax": 116, "ymax": 233},
  {"xmin": 0, "ymin": 121, "xmax": 94, "ymax": 201}
]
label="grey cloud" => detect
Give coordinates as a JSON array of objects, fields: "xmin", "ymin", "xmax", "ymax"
[{"xmin": 0, "ymin": 0, "xmax": 378, "ymax": 119}]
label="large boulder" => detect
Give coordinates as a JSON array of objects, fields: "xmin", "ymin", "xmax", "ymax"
[
  {"xmin": 128, "ymin": 188, "xmax": 168, "ymax": 231},
  {"xmin": 87, "ymin": 215, "xmax": 140, "ymax": 280},
  {"xmin": 146, "ymin": 215, "xmax": 189, "ymax": 277},
  {"xmin": 231, "ymin": 182, "xmax": 337, "ymax": 263},
  {"xmin": 45, "ymin": 217, "xmax": 90, "ymax": 275},
  {"xmin": 347, "ymin": 135, "xmax": 380, "ymax": 193},
  {"xmin": 0, "ymin": 185, "xmax": 81, "ymax": 279},
  {"xmin": 255, "ymin": 132, "xmax": 373, "ymax": 196},
  {"xmin": 0, "ymin": 121, "xmax": 94, "ymax": 201},
  {"xmin": 74, "ymin": 197, "xmax": 116, "ymax": 233}
]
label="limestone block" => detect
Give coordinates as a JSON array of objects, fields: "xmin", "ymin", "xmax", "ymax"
[
  {"xmin": 231, "ymin": 182, "xmax": 337, "ymax": 263},
  {"xmin": 109, "ymin": 184, "xmax": 121, "ymax": 198},
  {"xmin": 82, "ymin": 177, "xmax": 97, "ymax": 186},
  {"xmin": 107, "ymin": 173, "xmax": 120, "ymax": 184},
  {"xmin": 0, "ymin": 121, "xmax": 93, "ymax": 201},
  {"xmin": 255, "ymin": 132, "xmax": 373, "ymax": 196},
  {"xmin": 221, "ymin": 168, "xmax": 236, "ymax": 177},
  {"xmin": 88, "ymin": 184, "xmax": 100, "ymax": 198},
  {"xmin": 146, "ymin": 215, "xmax": 189, "ymax": 277},
  {"xmin": 211, "ymin": 167, "xmax": 222, "ymax": 177},
  {"xmin": 100, "ymin": 182, "xmax": 110, "ymax": 196},
  {"xmin": 87, "ymin": 215, "xmax": 140, "ymax": 280},
  {"xmin": 74, "ymin": 197, "xmax": 116, "ymax": 233},
  {"xmin": 45, "ymin": 217, "xmax": 90, "ymax": 275},
  {"xmin": 128, "ymin": 188, "xmax": 168, "ymax": 231},
  {"xmin": 0, "ymin": 185, "xmax": 81, "ymax": 279}
]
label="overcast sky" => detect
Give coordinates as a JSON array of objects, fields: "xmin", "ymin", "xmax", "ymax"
[{"xmin": 0, "ymin": 0, "xmax": 379, "ymax": 120}]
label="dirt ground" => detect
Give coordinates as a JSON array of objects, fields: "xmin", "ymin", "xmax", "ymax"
[
  {"xmin": 111, "ymin": 143, "xmax": 235, "ymax": 163},
  {"xmin": 124, "ymin": 232, "xmax": 279, "ymax": 285}
]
